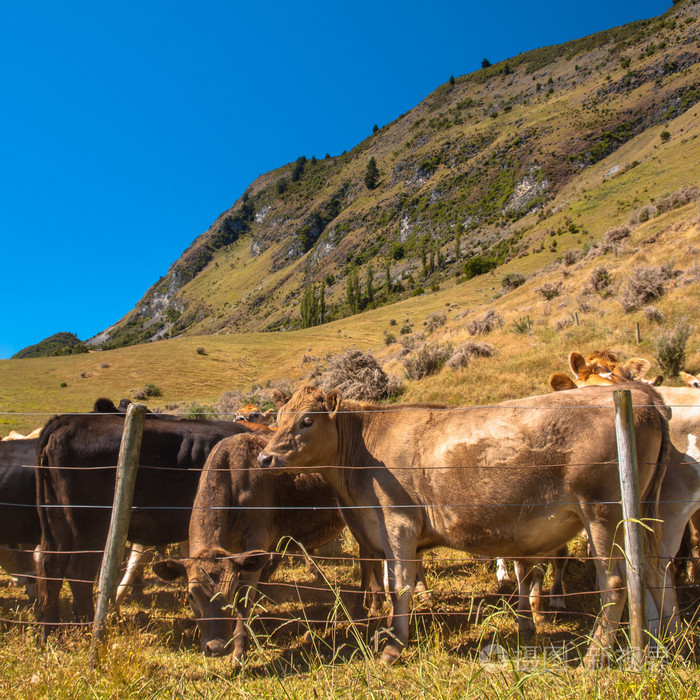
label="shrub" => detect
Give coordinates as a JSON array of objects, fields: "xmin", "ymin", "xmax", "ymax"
[
  {"xmin": 553, "ymin": 314, "xmax": 575, "ymax": 331},
  {"xmin": 180, "ymin": 401, "xmax": 214, "ymax": 420},
  {"xmin": 589, "ymin": 266, "xmax": 613, "ymax": 296},
  {"xmin": 654, "ymin": 320, "xmax": 692, "ymax": 378},
  {"xmin": 644, "ymin": 306, "xmax": 665, "ymax": 324},
  {"xmin": 447, "ymin": 341, "xmax": 496, "ymax": 369},
  {"xmin": 535, "ymin": 282, "xmax": 562, "ymax": 300},
  {"xmin": 133, "ymin": 383, "xmax": 162, "ymax": 400},
  {"xmin": 425, "ymin": 312, "xmax": 447, "ymax": 333},
  {"xmin": 403, "ymin": 343, "xmax": 453, "ymax": 379},
  {"xmin": 317, "ymin": 349, "xmax": 401, "ymax": 401},
  {"xmin": 464, "ymin": 255, "xmax": 498, "ymax": 280},
  {"xmin": 560, "ymin": 250, "xmax": 582, "ymax": 266},
  {"xmin": 656, "ymin": 185, "xmax": 700, "ymax": 215},
  {"xmin": 511, "ymin": 316, "xmax": 532, "ymax": 334},
  {"xmin": 501, "ymin": 272, "xmax": 526, "ymax": 290},
  {"xmin": 384, "ymin": 333, "xmax": 397, "ymax": 346},
  {"xmin": 601, "ymin": 226, "xmax": 631, "ymax": 254},
  {"xmin": 619, "ymin": 265, "xmax": 671, "ymax": 312},
  {"xmin": 630, "ymin": 204, "xmax": 658, "ymax": 225},
  {"xmin": 466, "ymin": 310, "xmax": 503, "ymax": 335},
  {"xmin": 400, "ymin": 323, "xmax": 412, "ymax": 335},
  {"xmin": 196, "ymin": 347, "xmax": 207, "ymax": 355}
]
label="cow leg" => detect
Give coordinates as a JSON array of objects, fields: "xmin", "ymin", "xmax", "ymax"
[
  {"xmin": 413, "ymin": 553, "xmax": 433, "ymax": 606},
  {"xmin": 549, "ymin": 545, "xmax": 569, "ymax": 612},
  {"xmin": 687, "ymin": 512, "xmax": 700, "ymax": 582},
  {"xmin": 381, "ymin": 539, "xmax": 418, "ymax": 664},
  {"xmin": 115, "ymin": 544, "xmax": 151, "ymax": 615},
  {"xmin": 512, "ymin": 558, "xmax": 541, "ymax": 636},
  {"xmin": 583, "ymin": 521, "xmax": 627, "ymax": 668},
  {"xmin": 36, "ymin": 541, "xmax": 70, "ymax": 637},
  {"xmin": 496, "ymin": 558, "xmax": 511, "ymax": 584},
  {"xmin": 229, "ymin": 569, "xmax": 265, "ymax": 663},
  {"xmin": 68, "ymin": 550, "xmax": 102, "ymax": 622}
]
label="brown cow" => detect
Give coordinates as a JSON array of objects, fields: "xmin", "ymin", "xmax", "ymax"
[
  {"xmin": 550, "ymin": 351, "xmax": 700, "ymax": 607},
  {"xmin": 257, "ymin": 384, "xmax": 674, "ymax": 667},
  {"xmin": 152, "ymin": 432, "xmax": 351, "ymax": 661}
]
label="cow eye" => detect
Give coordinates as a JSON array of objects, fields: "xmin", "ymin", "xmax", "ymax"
[{"xmin": 301, "ymin": 415, "xmax": 314, "ymax": 427}]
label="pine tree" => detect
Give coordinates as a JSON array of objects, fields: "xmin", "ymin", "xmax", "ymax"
[
  {"xmin": 366, "ymin": 264, "xmax": 374, "ymax": 304},
  {"xmin": 364, "ymin": 157, "xmax": 380, "ymax": 190}
]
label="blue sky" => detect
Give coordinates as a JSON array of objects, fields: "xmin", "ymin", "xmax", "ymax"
[{"xmin": 0, "ymin": 0, "xmax": 672, "ymax": 359}]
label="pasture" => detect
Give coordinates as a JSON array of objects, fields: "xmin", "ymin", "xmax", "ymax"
[{"xmin": 2, "ymin": 539, "xmax": 700, "ymax": 698}]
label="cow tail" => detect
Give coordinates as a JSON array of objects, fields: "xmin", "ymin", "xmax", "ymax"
[{"xmin": 641, "ymin": 400, "xmax": 671, "ymax": 557}]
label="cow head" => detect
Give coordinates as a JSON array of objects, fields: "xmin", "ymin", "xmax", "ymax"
[
  {"xmin": 234, "ymin": 404, "xmax": 275, "ymax": 425},
  {"xmin": 681, "ymin": 371, "xmax": 700, "ymax": 389},
  {"xmin": 549, "ymin": 350, "xmax": 663, "ymax": 392},
  {"xmin": 152, "ymin": 547, "xmax": 270, "ymax": 658},
  {"xmin": 257, "ymin": 385, "xmax": 341, "ymax": 471}
]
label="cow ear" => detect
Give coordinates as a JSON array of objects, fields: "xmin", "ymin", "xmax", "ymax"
[
  {"xmin": 152, "ymin": 559, "xmax": 187, "ymax": 581},
  {"xmin": 624, "ymin": 357, "xmax": 651, "ymax": 379},
  {"xmin": 270, "ymin": 389, "xmax": 290, "ymax": 409},
  {"xmin": 232, "ymin": 550, "xmax": 271, "ymax": 572},
  {"xmin": 549, "ymin": 373, "xmax": 577, "ymax": 392},
  {"xmin": 326, "ymin": 389, "xmax": 342, "ymax": 418},
  {"xmin": 649, "ymin": 374, "xmax": 664, "ymax": 386},
  {"xmin": 569, "ymin": 352, "xmax": 587, "ymax": 378}
]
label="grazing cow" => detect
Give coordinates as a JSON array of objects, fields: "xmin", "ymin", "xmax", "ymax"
[
  {"xmin": 153, "ymin": 432, "xmax": 351, "ymax": 660},
  {"xmin": 35, "ymin": 412, "xmax": 251, "ymax": 633},
  {"xmin": 257, "ymin": 384, "xmax": 674, "ymax": 667}
]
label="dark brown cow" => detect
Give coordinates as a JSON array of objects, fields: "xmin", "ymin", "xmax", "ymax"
[
  {"xmin": 258, "ymin": 384, "xmax": 674, "ymax": 667},
  {"xmin": 152, "ymin": 432, "xmax": 348, "ymax": 661},
  {"xmin": 35, "ymin": 412, "xmax": 250, "ymax": 633}
]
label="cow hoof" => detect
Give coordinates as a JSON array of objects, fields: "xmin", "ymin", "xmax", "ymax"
[
  {"xmin": 380, "ymin": 645, "xmax": 403, "ymax": 664},
  {"xmin": 517, "ymin": 618, "xmax": 536, "ymax": 639}
]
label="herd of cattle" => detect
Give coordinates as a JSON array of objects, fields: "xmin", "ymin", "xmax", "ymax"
[{"xmin": 1, "ymin": 353, "xmax": 700, "ymax": 669}]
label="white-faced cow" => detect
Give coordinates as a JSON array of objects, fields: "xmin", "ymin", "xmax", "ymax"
[{"xmin": 257, "ymin": 383, "xmax": 674, "ymax": 667}]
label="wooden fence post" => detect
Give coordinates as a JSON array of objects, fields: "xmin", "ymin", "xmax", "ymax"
[
  {"xmin": 613, "ymin": 389, "xmax": 647, "ymax": 667},
  {"xmin": 89, "ymin": 402, "xmax": 147, "ymax": 667}
]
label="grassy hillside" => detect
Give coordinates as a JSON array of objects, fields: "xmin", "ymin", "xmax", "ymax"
[
  {"xmin": 77, "ymin": 0, "xmax": 700, "ymax": 350},
  {"xmin": 2, "ymin": 1, "xmax": 700, "ymax": 434}
]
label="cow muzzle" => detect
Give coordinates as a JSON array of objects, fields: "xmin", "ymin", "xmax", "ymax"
[
  {"xmin": 257, "ymin": 451, "xmax": 285, "ymax": 469},
  {"xmin": 203, "ymin": 638, "xmax": 231, "ymax": 657}
]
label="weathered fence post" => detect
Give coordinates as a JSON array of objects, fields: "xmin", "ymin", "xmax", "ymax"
[
  {"xmin": 613, "ymin": 389, "xmax": 647, "ymax": 667},
  {"xmin": 635, "ymin": 322, "xmax": 641, "ymax": 344},
  {"xmin": 89, "ymin": 402, "xmax": 146, "ymax": 667}
]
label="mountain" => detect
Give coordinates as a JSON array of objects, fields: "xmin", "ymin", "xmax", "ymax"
[
  {"xmin": 87, "ymin": 1, "xmax": 700, "ymax": 351},
  {"xmin": 12, "ymin": 332, "xmax": 88, "ymax": 359}
]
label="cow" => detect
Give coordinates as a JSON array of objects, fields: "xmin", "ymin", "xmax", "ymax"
[
  {"xmin": 0, "ymin": 437, "xmax": 42, "ymax": 599},
  {"xmin": 234, "ymin": 404, "xmax": 276, "ymax": 426},
  {"xmin": 549, "ymin": 350, "xmax": 700, "ymax": 606},
  {"xmin": 152, "ymin": 432, "xmax": 353, "ymax": 661},
  {"xmin": 256, "ymin": 383, "xmax": 674, "ymax": 668},
  {"xmin": 35, "ymin": 412, "xmax": 251, "ymax": 634}
]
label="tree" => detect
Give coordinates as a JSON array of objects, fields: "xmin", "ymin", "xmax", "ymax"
[
  {"xmin": 300, "ymin": 283, "xmax": 320, "ymax": 328},
  {"xmin": 481, "ymin": 58, "xmax": 491, "ymax": 69},
  {"xmin": 449, "ymin": 75, "xmax": 455, "ymax": 86},
  {"xmin": 365, "ymin": 264, "xmax": 374, "ymax": 304},
  {"xmin": 364, "ymin": 156, "xmax": 380, "ymax": 190},
  {"xmin": 346, "ymin": 266, "xmax": 362, "ymax": 314}
]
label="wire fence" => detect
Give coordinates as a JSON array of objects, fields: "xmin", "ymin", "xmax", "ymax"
[{"xmin": 0, "ymin": 399, "xmax": 699, "ymax": 661}]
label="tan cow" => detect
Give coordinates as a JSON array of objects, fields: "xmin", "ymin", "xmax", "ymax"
[
  {"xmin": 549, "ymin": 351, "xmax": 700, "ymax": 614},
  {"xmin": 258, "ymin": 384, "xmax": 674, "ymax": 667}
]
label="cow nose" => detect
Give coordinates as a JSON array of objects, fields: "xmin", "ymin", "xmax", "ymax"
[
  {"xmin": 204, "ymin": 639, "xmax": 228, "ymax": 657},
  {"xmin": 258, "ymin": 452, "xmax": 273, "ymax": 468}
]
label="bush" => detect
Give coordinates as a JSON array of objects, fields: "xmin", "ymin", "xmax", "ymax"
[
  {"xmin": 133, "ymin": 383, "xmax": 162, "ymax": 400},
  {"xmin": 654, "ymin": 320, "xmax": 692, "ymax": 378},
  {"xmin": 196, "ymin": 347, "xmax": 207, "ymax": 355},
  {"xmin": 317, "ymin": 349, "xmax": 401, "ymax": 401},
  {"xmin": 601, "ymin": 226, "xmax": 631, "ymax": 254},
  {"xmin": 501, "ymin": 272, "xmax": 526, "ymax": 290},
  {"xmin": 447, "ymin": 341, "xmax": 496, "ymax": 369},
  {"xmin": 560, "ymin": 250, "xmax": 582, "ymax": 266},
  {"xmin": 619, "ymin": 265, "xmax": 671, "ymax": 312},
  {"xmin": 384, "ymin": 333, "xmax": 397, "ymax": 346},
  {"xmin": 644, "ymin": 306, "xmax": 665, "ymax": 324},
  {"xmin": 425, "ymin": 312, "xmax": 447, "ymax": 333},
  {"xmin": 535, "ymin": 282, "xmax": 562, "ymax": 300},
  {"xmin": 589, "ymin": 266, "xmax": 613, "ymax": 296},
  {"xmin": 180, "ymin": 401, "xmax": 215, "ymax": 420},
  {"xmin": 466, "ymin": 310, "xmax": 503, "ymax": 335},
  {"xmin": 511, "ymin": 316, "xmax": 532, "ymax": 334},
  {"xmin": 403, "ymin": 343, "xmax": 453, "ymax": 380}
]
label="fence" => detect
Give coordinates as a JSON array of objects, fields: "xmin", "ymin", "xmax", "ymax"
[{"xmin": 0, "ymin": 390, "xmax": 698, "ymax": 670}]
